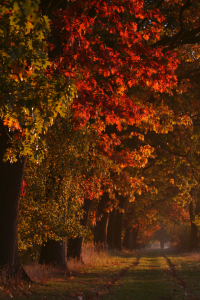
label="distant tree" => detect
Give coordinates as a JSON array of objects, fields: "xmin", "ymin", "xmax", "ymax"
[{"xmin": 151, "ymin": 226, "xmax": 171, "ymax": 249}]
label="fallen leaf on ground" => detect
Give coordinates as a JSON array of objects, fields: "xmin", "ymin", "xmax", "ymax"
[{"xmin": 98, "ymin": 290, "xmax": 107, "ymax": 296}]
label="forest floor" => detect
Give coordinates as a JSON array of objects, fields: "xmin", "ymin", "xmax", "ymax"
[{"xmin": 1, "ymin": 246, "xmax": 200, "ymax": 299}]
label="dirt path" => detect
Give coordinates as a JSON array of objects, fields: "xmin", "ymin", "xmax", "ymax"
[
  {"xmin": 164, "ymin": 255, "xmax": 199, "ymax": 300},
  {"xmin": 93, "ymin": 255, "xmax": 140, "ymax": 299},
  {"xmin": 97, "ymin": 250, "xmax": 197, "ymax": 300}
]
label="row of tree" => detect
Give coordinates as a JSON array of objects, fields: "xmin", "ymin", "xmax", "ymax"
[{"xmin": 0, "ymin": 0, "xmax": 200, "ymax": 279}]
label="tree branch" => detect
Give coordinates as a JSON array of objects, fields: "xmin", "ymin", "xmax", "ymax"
[
  {"xmin": 177, "ymin": 35, "xmax": 200, "ymax": 45},
  {"xmin": 179, "ymin": 0, "xmax": 192, "ymax": 33},
  {"xmin": 137, "ymin": 0, "xmax": 165, "ymax": 32},
  {"xmin": 168, "ymin": 0, "xmax": 192, "ymax": 48},
  {"xmin": 179, "ymin": 68, "xmax": 200, "ymax": 81},
  {"xmin": 152, "ymin": 3, "xmax": 199, "ymax": 49}
]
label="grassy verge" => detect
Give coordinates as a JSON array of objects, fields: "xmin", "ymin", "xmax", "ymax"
[
  {"xmin": 167, "ymin": 251, "xmax": 200, "ymax": 300},
  {"xmin": 0, "ymin": 244, "xmax": 137, "ymax": 300}
]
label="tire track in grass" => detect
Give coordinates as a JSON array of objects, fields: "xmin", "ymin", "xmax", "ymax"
[
  {"xmin": 95, "ymin": 251, "xmax": 187, "ymax": 300},
  {"xmin": 164, "ymin": 255, "xmax": 199, "ymax": 300},
  {"xmin": 93, "ymin": 255, "xmax": 140, "ymax": 299}
]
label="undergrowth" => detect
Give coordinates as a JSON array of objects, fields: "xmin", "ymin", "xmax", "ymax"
[{"xmin": 23, "ymin": 243, "xmax": 121, "ymax": 282}]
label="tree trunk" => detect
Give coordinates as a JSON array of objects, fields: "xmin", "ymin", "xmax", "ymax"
[
  {"xmin": 94, "ymin": 192, "xmax": 109, "ymax": 251},
  {"xmin": 160, "ymin": 240, "xmax": 164, "ymax": 249},
  {"xmin": 39, "ymin": 239, "xmax": 66, "ymax": 267},
  {"xmin": 0, "ymin": 121, "xmax": 29, "ymax": 279},
  {"xmin": 113, "ymin": 194, "xmax": 126, "ymax": 251},
  {"xmin": 123, "ymin": 227, "xmax": 133, "ymax": 250},
  {"xmin": 189, "ymin": 201, "xmax": 199, "ymax": 251},
  {"xmin": 132, "ymin": 226, "xmax": 139, "ymax": 250},
  {"xmin": 107, "ymin": 209, "xmax": 116, "ymax": 249},
  {"xmin": 67, "ymin": 199, "xmax": 91, "ymax": 260}
]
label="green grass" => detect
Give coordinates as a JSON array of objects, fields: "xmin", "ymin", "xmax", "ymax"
[
  {"xmin": 166, "ymin": 252, "xmax": 200, "ymax": 300},
  {"xmin": 1, "ymin": 247, "xmax": 200, "ymax": 299},
  {"xmin": 102, "ymin": 249, "xmax": 186, "ymax": 300}
]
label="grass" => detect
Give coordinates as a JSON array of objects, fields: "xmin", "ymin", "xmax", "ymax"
[
  {"xmin": 166, "ymin": 251, "xmax": 200, "ymax": 299},
  {"xmin": 102, "ymin": 249, "xmax": 186, "ymax": 300},
  {"xmin": 0, "ymin": 244, "xmax": 137, "ymax": 300},
  {"xmin": 0, "ymin": 246, "xmax": 200, "ymax": 299}
]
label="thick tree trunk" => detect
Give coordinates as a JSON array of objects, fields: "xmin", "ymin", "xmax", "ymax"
[
  {"xmin": 39, "ymin": 239, "xmax": 66, "ymax": 267},
  {"xmin": 107, "ymin": 209, "xmax": 116, "ymax": 249},
  {"xmin": 67, "ymin": 238, "xmax": 83, "ymax": 260},
  {"xmin": 94, "ymin": 192, "xmax": 109, "ymax": 251},
  {"xmin": 67, "ymin": 199, "xmax": 91, "ymax": 260},
  {"xmin": 106, "ymin": 193, "xmax": 126, "ymax": 251},
  {"xmin": 132, "ymin": 226, "xmax": 139, "ymax": 250},
  {"xmin": 189, "ymin": 201, "xmax": 199, "ymax": 251},
  {"xmin": 113, "ymin": 194, "xmax": 126, "ymax": 251},
  {"xmin": 123, "ymin": 227, "xmax": 133, "ymax": 250},
  {"xmin": 0, "ymin": 121, "xmax": 28, "ymax": 279}
]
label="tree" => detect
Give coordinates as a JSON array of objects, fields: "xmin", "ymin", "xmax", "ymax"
[
  {"xmin": 0, "ymin": 1, "xmax": 75, "ymax": 277},
  {"xmin": 94, "ymin": 193, "xmax": 110, "ymax": 251},
  {"xmin": 38, "ymin": 0, "xmax": 200, "ymax": 257},
  {"xmin": 67, "ymin": 198, "xmax": 91, "ymax": 261},
  {"xmin": 106, "ymin": 193, "xmax": 127, "ymax": 251},
  {"xmin": 46, "ymin": 0, "xmax": 181, "ymax": 256},
  {"xmin": 188, "ymin": 188, "xmax": 200, "ymax": 251},
  {"xmin": 19, "ymin": 115, "xmax": 95, "ymax": 264},
  {"xmin": 123, "ymin": 0, "xmax": 200, "ymax": 251},
  {"xmin": 151, "ymin": 226, "xmax": 171, "ymax": 249},
  {"xmin": 0, "ymin": 0, "xmax": 190, "ymax": 278}
]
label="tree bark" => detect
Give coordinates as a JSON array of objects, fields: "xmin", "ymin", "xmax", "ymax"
[
  {"xmin": 123, "ymin": 227, "xmax": 133, "ymax": 250},
  {"xmin": 106, "ymin": 193, "xmax": 126, "ymax": 251},
  {"xmin": 113, "ymin": 194, "xmax": 126, "ymax": 251},
  {"xmin": 107, "ymin": 208, "xmax": 116, "ymax": 249},
  {"xmin": 67, "ymin": 199, "xmax": 91, "ymax": 260},
  {"xmin": 39, "ymin": 239, "xmax": 67, "ymax": 267},
  {"xmin": 0, "ymin": 121, "xmax": 29, "ymax": 279},
  {"xmin": 132, "ymin": 226, "xmax": 139, "ymax": 250},
  {"xmin": 189, "ymin": 201, "xmax": 199, "ymax": 251},
  {"xmin": 94, "ymin": 192, "xmax": 109, "ymax": 251}
]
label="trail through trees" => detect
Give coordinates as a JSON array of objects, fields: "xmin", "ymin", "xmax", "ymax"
[{"xmin": 95, "ymin": 250, "xmax": 200, "ymax": 300}]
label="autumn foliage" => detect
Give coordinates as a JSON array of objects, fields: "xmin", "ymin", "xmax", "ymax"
[
  {"xmin": 50, "ymin": 0, "xmax": 179, "ymax": 127},
  {"xmin": 19, "ymin": 0, "xmax": 199, "ymax": 251},
  {"xmin": 41, "ymin": 0, "xmax": 183, "ymax": 204}
]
